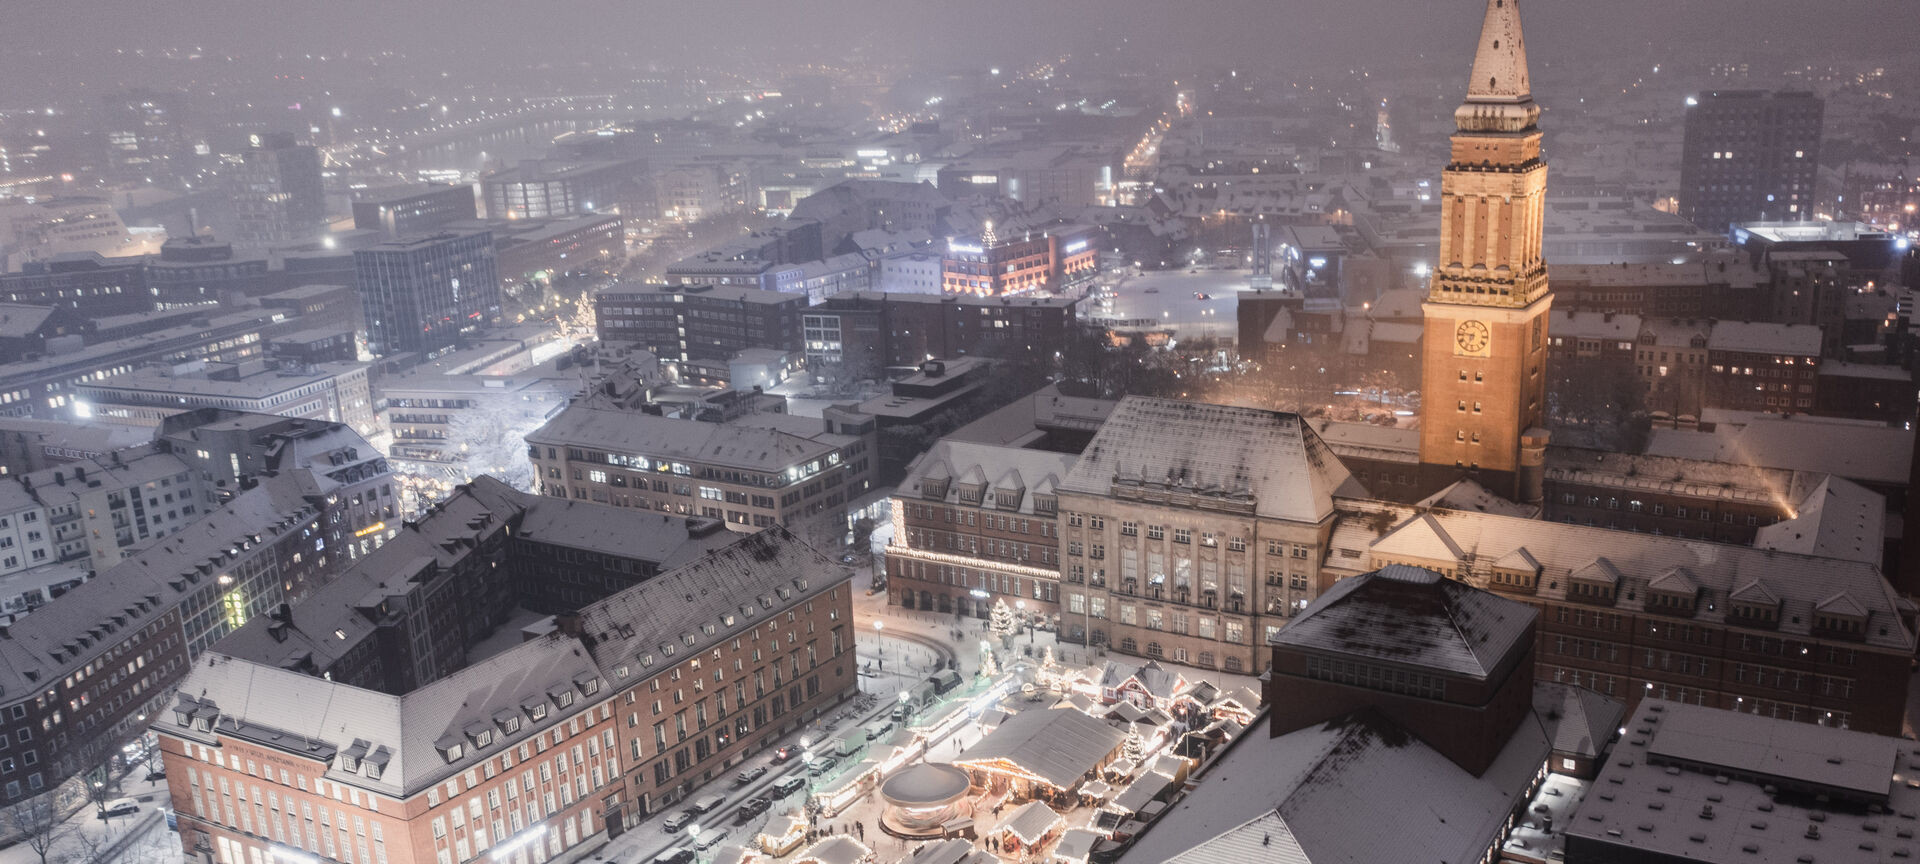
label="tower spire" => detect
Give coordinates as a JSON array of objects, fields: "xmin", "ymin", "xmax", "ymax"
[
  {"xmin": 1466, "ymin": 0, "xmax": 1531, "ymax": 103},
  {"xmin": 1456, "ymin": 0, "xmax": 1540, "ymax": 133}
]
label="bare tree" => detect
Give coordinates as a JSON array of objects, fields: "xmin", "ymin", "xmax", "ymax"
[{"xmin": 6, "ymin": 795, "xmax": 73, "ymax": 864}]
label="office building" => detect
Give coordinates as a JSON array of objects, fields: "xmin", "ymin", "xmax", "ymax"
[
  {"xmin": 74, "ymin": 359, "xmax": 376, "ymax": 436},
  {"xmin": 940, "ymin": 222, "xmax": 1100, "ymax": 297},
  {"xmin": 593, "ymin": 283, "xmax": 804, "ymax": 364},
  {"xmin": 351, "ymin": 184, "xmax": 480, "ymax": 237},
  {"xmin": 228, "ymin": 132, "xmax": 327, "ymax": 248},
  {"xmin": 355, "ymin": 230, "xmax": 500, "ymax": 357},
  {"xmin": 1679, "ymin": 91, "xmax": 1824, "ymax": 235},
  {"xmin": 525, "ymin": 404, "xmax": 872, "ymax": 539}
]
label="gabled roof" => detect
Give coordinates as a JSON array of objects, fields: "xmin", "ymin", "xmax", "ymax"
[
  {"xmin": 1815, "ymin": 591, "xmax": 1868, "ymax": 618},
  {"xmin": 954, "ymin": 706, "xmax": 1126, "ymax": 790},
  {"xmin": 1063, "ymin": 397, "xmax": 1356, "ymax": 524},
  {"xmin": 1371, "ymin": 514, "xmax": 1465, "ymax": 563},
  {"xmin": 900, "ymin": 440, "xmax": 1074, "ymax": 518},
  {"xmin": 1646, "ymin": 566, "xmax": 1699, "ymax": 595},
  {"xmin": 1272, "ymin": 565, "xmax": 1536, "ymax": 680},
  {"xmin": 1728, "ymin": 577, "xmax": 1779, "ymax": 606},
  {"xmin": 1492, "ymin": 547, "xmax": 1540, "ymax": 573},
  {"xmin": 1568, "ymin": 558, "xmax": 1622, "ymax": 588}
]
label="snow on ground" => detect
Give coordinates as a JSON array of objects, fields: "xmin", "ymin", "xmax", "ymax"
[{"xmin": 1085, "ymin": 269, "xmax": 1259, "ymax": 341}]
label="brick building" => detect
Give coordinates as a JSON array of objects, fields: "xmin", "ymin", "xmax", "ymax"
[
  {"xmin": 887, "ymin": 439, "xmax": 1074, "ymax": 623},
  {"xmin": 157, "ymin": 526, "xmax": 855, "ymax": 864},
  {"xmin": 1705, "ymin": 321, "xmax": 1822, "ymax": 413},
  {"xmin": 1327, "ymin": 502, "xmax": 1914, "ymax": 733}
]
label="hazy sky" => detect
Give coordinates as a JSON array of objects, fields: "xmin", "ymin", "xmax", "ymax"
[{"xmin": 6, "ymin": 0, "xmax": 1917, "ymax": 85}]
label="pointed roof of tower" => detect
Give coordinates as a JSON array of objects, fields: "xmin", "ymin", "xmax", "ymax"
[{"xmin": 1466, "ymin": 0, "xmax": 1531, "ymax": 104}]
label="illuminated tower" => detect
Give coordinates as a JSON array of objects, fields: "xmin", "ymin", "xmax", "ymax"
[{"xmin": 1417, "ymin": 0, "xmax": 1552, "ymax": 503}]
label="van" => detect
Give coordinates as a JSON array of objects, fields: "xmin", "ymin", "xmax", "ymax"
[
  {"xmin": 689, "ymin": 794, "xmax": 726, "ymax": 814},
  {"xmin": 928, "ymin": 669, "xmax": 963, "ymax": 695}
]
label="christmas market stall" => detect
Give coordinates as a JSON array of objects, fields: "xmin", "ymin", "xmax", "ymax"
[
  {"xmin": 992, "ymin": 800, "xmax": 1066, "ymax": 857},
  {"xmin": 952, "ymin": 706, "xmax": 1127, "ymax": 802}
]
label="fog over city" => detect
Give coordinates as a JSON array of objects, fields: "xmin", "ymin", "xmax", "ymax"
[{"xmin": 0, "ymin": 2, "xmax": 1916, "ymax": 864}]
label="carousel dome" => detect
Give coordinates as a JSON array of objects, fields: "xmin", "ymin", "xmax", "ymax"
[{"xmin": 880, "ymin": 762, "xmax": 971, "ymax": 807}]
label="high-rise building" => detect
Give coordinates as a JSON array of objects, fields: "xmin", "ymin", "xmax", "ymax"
[
  {"xmin": 1678, "ymin": 90, "xmax": 1824, "ymax": 235},
  {"xmin": 228, "ymin": 132, "xmax": 327, "ymax": 248},
  {"xmin": 350, "ymin": 184, "xmax": 479, "ymax": 237},
  {"xmin": 354, "ymin": 230, "xmax": 500, "ymax": 357},
  {"xmin": 1417, "ymin": 0, "xmax": 1553, "ymax": 504}
]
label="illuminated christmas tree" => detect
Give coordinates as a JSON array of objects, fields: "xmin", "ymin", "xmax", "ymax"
[{"xmin": 989, "ymin": 599, "xmax": 1017, "ymax": 650}]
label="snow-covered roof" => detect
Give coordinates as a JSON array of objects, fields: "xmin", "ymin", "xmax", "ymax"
[
  {"xmin": 955, "ymin": 705, "xmax": 1126, "ymax": 790},
  {"xmin": 1644, "ymin": 415, "xmax": 1912, "ymax": 488},
  {"xmin": 1708, "ymin": 320, "xmax": 1822, "ymax": 356},
  {"xmin": 1753, "ymin": 474, "xmax": 1885, "ymax": 564},
  {"xmin": 1324, "ymin": 503, "xmax": 1914, "ymax": 653},
  {"xmin": 1063, "ymin": 397, "xmax": 1359, "ymax": 525},
  {"xmin": 1533, "ymin": 683, "xmax": 1624, "ymax": 760},
  {"xmin": 1271, "ymin": 564, "xmax": 1536, "ymax": 680},
  {"xmin": 1566, "ymin": 700, "xmax": 1914, "ymax": 861},
  {"xmin": 1118, "ymin": 702, "xmax": 1549, "ymax": 864},
  {"xmin": 900, "ymin": 439, "xmax": 1074, "ymax": 517},
  {"xmin": 995, "ymin": 800, "xmax": 1064, "ymax": 843}
]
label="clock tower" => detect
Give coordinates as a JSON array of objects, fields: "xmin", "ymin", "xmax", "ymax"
[{"xmin": 1418, "ymin": 0, "xmax": 1552, "ymax": 503}]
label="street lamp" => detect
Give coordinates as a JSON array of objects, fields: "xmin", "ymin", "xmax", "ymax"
[{"xmin": 874, "ymin": 620, "xmax": 884, "ymax": 657}]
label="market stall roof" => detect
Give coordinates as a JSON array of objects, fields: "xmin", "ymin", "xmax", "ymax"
[
  {"xmin": 795, "ymin": 835, "xmax": 871, "ymax": 864},
  {"xmin": 1053, "ymin": 828, "xmax": 1103, "ymax": 863},
  {"xmin": 997, "ymin": 800, "xmax": 1066, "ymax": 844},
  {"xmin": 1079, "ymin": 779, "xmax": 1115, "ymax": 800},
  {"xmin": 956, "ymin": 706, "xmax": 1126, "ymax": 790}
]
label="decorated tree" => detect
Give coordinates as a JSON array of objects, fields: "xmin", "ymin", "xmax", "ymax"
[
  {"xmin": 980, "ymin": 648, "xmax": 999, "ymax": 679},
  {"xmin": 1123, "ymin": 722, "xmax": 1146, "ymax": 761},
  {"xmin": 989, "ymin": 599, "xmax": 1018, "ymax": 650}
]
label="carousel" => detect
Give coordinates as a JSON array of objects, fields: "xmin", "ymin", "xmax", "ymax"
[{"xmin": 878, "ymin": 761, "xmax": 975, "ymax": 839}]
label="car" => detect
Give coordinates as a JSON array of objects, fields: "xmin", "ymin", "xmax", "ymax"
[
  {"xmin": 689, "ymin": 794, "xmax": 725, "ymax": 815},
  {"xmin": 773, "ymin": 776, "xmax": 808, "ymax": 797},
  {"xmin": 145, "ymin": 770, "xmax": 166, "ymax": 782},
  {"xmin": 693, "ymin": 829, "xmax": 731, "ymax": 851},
  {"xmin": 771, "ymin": 745, "xmax": 799, "ymax": 764},
  {"xmin": 661, "ymin": 811, "xmax": 696, "ymax": 832},
  {"xmin": 736, "ymin": 766, "xmax": 768, "ymax": 785},
  {"xmin": 650, "ymin": 850, "xmax": 695, "ymax": 864},
  {"xmin": 807, "ymin": 756, "xmax": 839, "ymax": 776},
  {"xmin": 734, "ymin": 796, "xmax": 771, "ymax": 823},
  {"xmin": 98, "ymin": 798, "xmax": 139, "ymax": 819}
]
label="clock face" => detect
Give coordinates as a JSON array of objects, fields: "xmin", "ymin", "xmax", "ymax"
[{"xmin": 1455, "ymin": 320, "xmax": 1491, "ymax": 355}]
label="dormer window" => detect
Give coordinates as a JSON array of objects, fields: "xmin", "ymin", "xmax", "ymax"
[
  {"xmin": 340, "ymin": 754, "xmax": 360, "ymax": 772},
  {"xmin": 577, "ymin": 675, "xmax": 601, "ymax": 696},
  {"xmin": 365, "ymin": 762, "xmax": 383, "ymax": 781},
  {"xmin": 528, "ymin": 703, "xmax": 549, "ymax": 721},
  {"xmin": 554, "ymin": 690, "xmax": 575, "ymax": 709},
  {"xmin": 682, "ymin": 634, "xmax": 696, "ymax": 647},
  {"xmin": 444, "ymin": 743, "xmax": 463, "ymax": 762}
]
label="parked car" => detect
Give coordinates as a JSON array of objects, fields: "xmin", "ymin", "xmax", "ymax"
[
  {"xmin": 693, "ymin": 829, "xmax": 730, "ymax": 851},
  {"xmin": 689, "ymin": 794, "xmax": 725, "ymax": 815},
  {"xmin": 736, "ymin": 766, "xmax": 768, "ymax": 785},
  {"xmin": 773, "ymin": 776, "xmax": 807, "ymax": 797},
  {"xmin": 662, "ymin": 811, "xmax": 695, "ymax": 832},
  {"xmin": 771, "ymin": 745, "xmax": 799, "ymax": 764},
  {"xmin": 734, "ymin": 796, "xmax": 771, "ymax": 823},
  {"xmin": 99, "ymin": 798, "xmax": 139, "ymax": 819},
  {"xmin": 807, "ymin": 756, "xmax": 839, "ymax": 776},
  {"xmin": 650, "ymin": 850, "xmax": 695, "ymax": 864},
  {"xmin": 145, "ymin": 770, "xmax": 166, "ymax": 782}
]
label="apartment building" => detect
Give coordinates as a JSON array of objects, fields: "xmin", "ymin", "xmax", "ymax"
[{"xmin": 157, "ymin": 525, "xmax": 855, "ymax": 864}]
